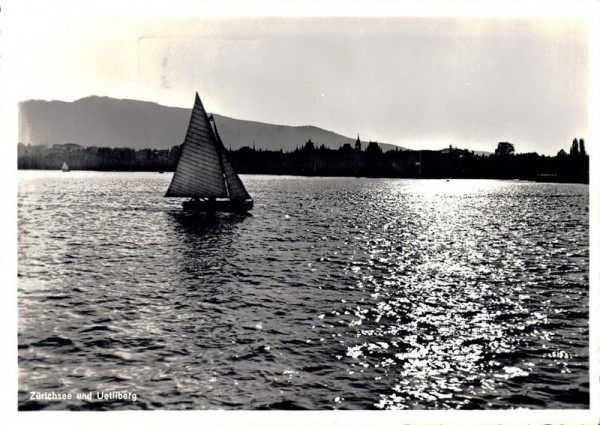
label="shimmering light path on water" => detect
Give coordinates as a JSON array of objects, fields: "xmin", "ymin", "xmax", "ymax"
[{"xmin": 18, "ymin": 172, "xmax": 589, "ymax": 410}]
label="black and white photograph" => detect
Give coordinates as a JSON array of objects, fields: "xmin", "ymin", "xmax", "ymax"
[{"xmin": 2, "ymin": 0, "xmax": 598, "ymax": 423}]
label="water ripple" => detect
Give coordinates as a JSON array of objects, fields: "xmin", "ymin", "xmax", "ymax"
[{"xmin": 18, "ymin": 172, "xmax": 589, "ymax": 410}]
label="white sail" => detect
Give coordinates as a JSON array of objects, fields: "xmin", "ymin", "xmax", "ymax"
[
  {"xmin": 165, "ymin": 93, "xmax": 228, "ymax": 198},
  {"xmin": 61, "ymin": 162, "xmax": 69, "ymax": 171}
]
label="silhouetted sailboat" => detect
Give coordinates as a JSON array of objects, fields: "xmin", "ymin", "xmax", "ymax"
[
  {"xmin": 61, "ymin": 162, "xmax": 69, "ymax": 172},
  {"xmin": 165, "ymin": 92, "xmax": 253, "ymax": 212}
]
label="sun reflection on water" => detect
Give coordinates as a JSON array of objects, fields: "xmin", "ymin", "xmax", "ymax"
[{"xmin": 327, "ymin": 179, "xmax": 588, "ymax": 409}]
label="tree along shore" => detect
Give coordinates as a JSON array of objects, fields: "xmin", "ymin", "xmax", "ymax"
[{"xmin": 17, "ymin": 139, "xmax": 589, "ymax": 183}]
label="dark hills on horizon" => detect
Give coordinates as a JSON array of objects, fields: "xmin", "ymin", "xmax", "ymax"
[
  {"xmin": 17, "ymin": 96, "xmax": 587, "ymax": 183},
  {"xmin": 19, "ymin": 96, "xmax": 494, "ymax": 155},
  {"xmin": 19, "ymin": 96, "xmax": 410, "ymax": 153}
]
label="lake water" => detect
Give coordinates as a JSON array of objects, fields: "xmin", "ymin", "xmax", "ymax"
[{"xmin": 17, "ymin": 171, "xmax": 589, "ymax": 410}]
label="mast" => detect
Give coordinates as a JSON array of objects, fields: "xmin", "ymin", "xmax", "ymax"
[{"xmin": 208, "ymin": 114, "xmax": 230, "ymax": 199}]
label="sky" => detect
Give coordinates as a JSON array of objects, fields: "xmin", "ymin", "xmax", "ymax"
[{"xmin": 2, "ymin": 1, "xmax": 595, "ymax": 154}]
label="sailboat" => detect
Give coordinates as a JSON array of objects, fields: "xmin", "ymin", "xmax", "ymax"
[
  {"xmin": 165, "ymin": 92, "xmax": 253, "ymax": 212},
  {"xmin": 61, "ymin": 162, "xmax": 70, "ymax": 172}
]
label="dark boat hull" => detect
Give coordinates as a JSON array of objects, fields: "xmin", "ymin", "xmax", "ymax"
[{"xmin": 182, "ymin": 198, "xmax": 253, "ymax": 213}]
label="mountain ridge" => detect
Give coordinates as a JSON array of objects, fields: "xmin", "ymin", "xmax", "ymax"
[{"xmin": 19, "ymin": 96, "xmax": 407, "ymax": 153}]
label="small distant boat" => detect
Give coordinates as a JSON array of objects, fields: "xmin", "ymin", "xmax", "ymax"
[
  {"xmin": 165, "ymin": 92, "xmax": 253, "ymax": 212},
  {"xmin": 61, "ymin": 162, "xmax": 70, "ymax": 172}
]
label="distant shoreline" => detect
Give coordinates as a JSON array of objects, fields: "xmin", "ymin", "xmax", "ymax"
[
  {"xmin": 16, "ymin": 169, "xmax": 589, "ymax": 185},
  {"xmin": 17, "ymin": 141, "xmax": 589, "ymax": 184}
]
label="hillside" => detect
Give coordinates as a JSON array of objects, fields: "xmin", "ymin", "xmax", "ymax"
[{"xmin": 19, "ymin": 96, "xmax": 404, "ymax": 152}]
